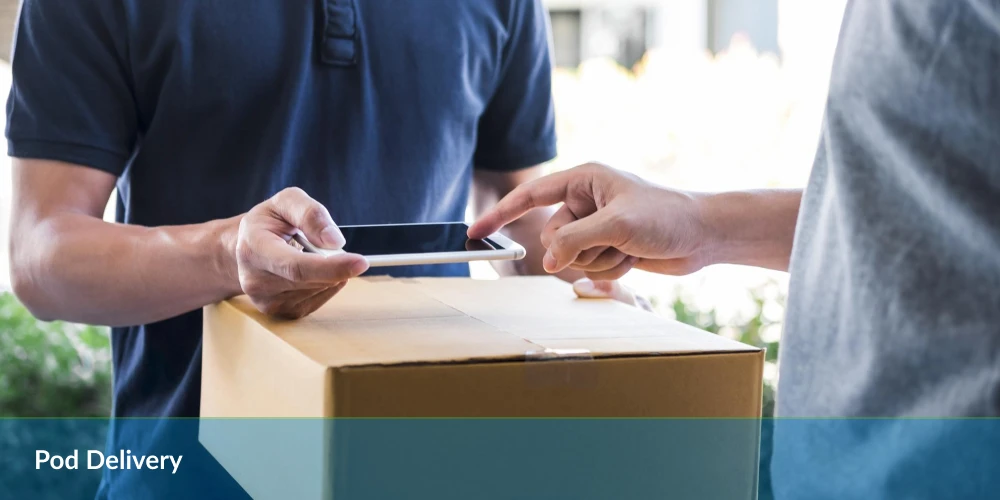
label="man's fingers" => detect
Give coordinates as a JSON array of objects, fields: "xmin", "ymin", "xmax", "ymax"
[
  {"xmin": 544, "ymin": 210, "xmax": 621, "ymax": 273},
  {"xmin": 270, "ymin": 187, "xmax": 345, "ymax": 249},
  {"xmin": 291, "ymin": 283, "xmax": 343, "ymax": 309},
  {"xmin": 540, "ymin": 204, "xmax": 578, "ymax": 248},
  {"xmin": 278, "ymin": 252, "xmax": 368, "ymax": 284},
  {"xmin": 254, "ymin": 233, "xmax": 369, "ymax": 283},
  {"xmin": 585, "ymin": 256, "xmax": 639, "ymax": 281},
  {"xmin": 259, "ymin": 283, "xmax": 348, "ymax": 320},
  {"xmin": 570, "ymin": 247, "xmax": 628, "ymax": 272},
  {"xmin": 572, "ymin": 246, "xmax": 609, "ymax": 267},
  {"xmin": 288, "ymin": 282, "xmax": 348, "ymax": 318},
  {"xmin": 572, "ymin": 278, "xmax": 638, "ymax": 306},
  {"xmin": 635, "ymin": 258, "xmax": 704, "ymax": 277},
  {"xmin": 468, "ymin": 169, "xmax": 582, "ymax": 239},
  {"xmin": 572, "ymin": 278, "xmax": 616, "ymax": 298}
]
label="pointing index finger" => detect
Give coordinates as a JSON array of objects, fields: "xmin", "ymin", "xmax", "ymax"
[{"xmin": 468, "ymin": 170, "xmax": 576, "ymax": 239}]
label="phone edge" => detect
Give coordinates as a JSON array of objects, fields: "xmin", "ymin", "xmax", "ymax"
[
  {"xmin": 293, "ymin": 226, "xmax": 528, "ymax": 266},
  {"xmin": 365, "ymin": 249, "xmax": 522, "ymax": 267}
]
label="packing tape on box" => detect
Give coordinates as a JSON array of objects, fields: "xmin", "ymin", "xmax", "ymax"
[{"xmin": 523, "ymin": 348, "xmax": 599, "ymax": 389}]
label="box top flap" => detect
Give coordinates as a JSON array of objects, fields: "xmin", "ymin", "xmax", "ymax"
[{"xmin": 226, "ymin": 277, "xmax": 759, "ymax": 368}]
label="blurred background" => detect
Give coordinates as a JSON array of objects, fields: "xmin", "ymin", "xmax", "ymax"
[{"xmin": 0, "ymin": 0, "xmax": 847, "ymax": 421}]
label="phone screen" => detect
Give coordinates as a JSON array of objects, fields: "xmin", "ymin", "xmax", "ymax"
[{"xmin": 339, "ymin": 223, "xmax": 501, "ymax": 256}]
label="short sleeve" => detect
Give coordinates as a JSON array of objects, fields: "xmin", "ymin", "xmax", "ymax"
[
  {"xmin": 473, "ymin": 0, "xmax": 557, "ymax": 171},
  {"xmin": 6, "ymin": 0, "xmax": 138, "ymax": 176}
]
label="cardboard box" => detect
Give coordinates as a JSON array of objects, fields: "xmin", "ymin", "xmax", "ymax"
[{"xmin": 200, "ymin": 277, "xmax": 764, "ymax": 499}]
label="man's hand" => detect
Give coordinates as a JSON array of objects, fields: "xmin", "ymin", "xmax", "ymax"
[
  {"xmin": 9, "ymin": 159, "xmax": 375, "ymax": 326},
  {"xmin": 470, "ymin": 163, "xmax": 712, "ymax": 280},
  {"xmin": 236, "ymin": 188, "xmax": 369, "ymax": 319}
]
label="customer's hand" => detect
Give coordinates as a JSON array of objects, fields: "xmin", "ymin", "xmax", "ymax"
[
  {"xmin": 236, "ymin": 188, "xmax": 369, "ymax": 319},
  {"xmin": 469, "ymin": 163, "xmax": 712, "ymax": 280}
]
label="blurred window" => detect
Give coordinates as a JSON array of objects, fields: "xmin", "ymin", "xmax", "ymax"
[
  {"xmin": 591, "ymin": 8, "xmax": 648, "ymax": 69},
  {"xmin": 550, "ymin": 10, "xmax": 582, "ymax": 69},
  {"xmin": 549, "ymin": 7, "xmax": 648, "ymax": 70},
  {"xmin": 708, "ymin": 0, "xmax": 779, "ymax": 55}
]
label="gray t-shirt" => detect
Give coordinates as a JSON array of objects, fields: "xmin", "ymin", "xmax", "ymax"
[{"xmin": 774, "ymin": 0, "xmax": 1000, "ymax": 497}]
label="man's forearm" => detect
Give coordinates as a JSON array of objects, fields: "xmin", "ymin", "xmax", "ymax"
[
  {"xmin": 698, "ymin": 189, "xmax": 802, "ymax": 272},
  {"xmin": 12, "ymin": 214, "xmax": 242, "ymax": 326}
]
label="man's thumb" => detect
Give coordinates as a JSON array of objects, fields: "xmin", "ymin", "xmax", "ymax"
[{"xmin": 572, "ymin": 278, "xmax": 637, "ymax": 306}]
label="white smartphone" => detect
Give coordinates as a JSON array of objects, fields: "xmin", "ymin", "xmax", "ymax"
[{"xmin": 292, "ymin": 222, "xmax": 526, "ymax": 267}]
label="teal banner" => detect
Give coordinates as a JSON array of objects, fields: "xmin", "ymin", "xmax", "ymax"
[{"xmin": 3, "ymin": 418, "xmax": 999, "ymax": 499}]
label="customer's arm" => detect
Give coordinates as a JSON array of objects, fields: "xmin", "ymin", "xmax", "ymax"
[
  {"xmin": 470, "ymin": 163, "xmax": 802, "ymax": 279},
  {"xmin": 9, "ymin": 159, "xmax": 368, "ymax": 327},
  {"xmin": 696, "ymin": 188, "xmax": 802, "ymax": 272}
]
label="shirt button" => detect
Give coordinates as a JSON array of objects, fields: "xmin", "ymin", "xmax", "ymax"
[
  {"xmin": 325, "ymin": 5, "xmax": 356, "ymax": 37},
  {"xmin": 322, "ymin": 37, "xmax": 356, "ymax": 65}
]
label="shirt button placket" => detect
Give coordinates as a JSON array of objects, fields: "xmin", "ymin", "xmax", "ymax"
[{"xmin": 321, "ymin": 0, "xmax": 358, "ymax": 66}]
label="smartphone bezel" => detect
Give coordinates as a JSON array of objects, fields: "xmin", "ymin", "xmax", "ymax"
[{"xmin": 293, "ymin": 222, "xmax": 526, "ymax": 267}]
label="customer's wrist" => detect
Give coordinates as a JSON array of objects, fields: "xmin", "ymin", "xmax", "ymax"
[
  {"xmin": 694, "ymin": 190, "xmax": 796, "ymax": 270},
  {"xmin": 690, "ymin": 191, "xmax": 729, "ymax": 268}
]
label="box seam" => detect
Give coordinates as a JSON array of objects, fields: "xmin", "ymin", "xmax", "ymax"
[{"xmin": 335, "ymin": 349, "xmax": 763, "ymax": 371}]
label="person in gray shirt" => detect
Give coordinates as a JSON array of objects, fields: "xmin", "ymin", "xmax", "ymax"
[{"xmin": 469, "ymin": 0, "xmax": 1000, "ymax": 497}]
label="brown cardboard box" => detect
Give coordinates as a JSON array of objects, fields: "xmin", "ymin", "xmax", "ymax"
[{"xmin": 200, "ymin": 277, "xmax": 764, "ymax": 499}]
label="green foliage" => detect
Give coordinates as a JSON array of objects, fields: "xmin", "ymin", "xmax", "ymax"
[
  {"xmin": 0, "ymin": 292, "xmax": 112, "ymax": 417},
  {"xmin": 0, "ymin": 293, "xmax": 112, "ymax": 497},
  {"xmin": 652, "ymin": 281, "xmax": 786, "ymax": 418},
  {"xmin": 667, "ymin": 286, "xmax": 782, "ymax": 363}
]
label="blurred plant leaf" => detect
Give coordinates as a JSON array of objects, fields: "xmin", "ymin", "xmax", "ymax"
[
  {"xmin": 658, "ymin": 280, "xmax": 787, "ymax": 418},
  {"xmin": 0, "ymin": 292, "xmax": 112, "ymax": 418}
]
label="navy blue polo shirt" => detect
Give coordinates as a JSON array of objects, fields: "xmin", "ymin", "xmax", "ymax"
[{"xmin": 7, "ymin": 0, "xmax": 555, "ymax": 496}]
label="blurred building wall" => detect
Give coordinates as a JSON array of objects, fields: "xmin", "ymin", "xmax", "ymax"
[
  {"xmin": 545, "ymin": 0, "xmax": 779, "ymax": 69},
  {"xmin": 0, "ymin": 0, "xmax": 16, "ymax": 63}
]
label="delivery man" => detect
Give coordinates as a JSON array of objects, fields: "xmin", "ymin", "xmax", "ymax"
[
  {"xmin": 5, "ymin": 0, "xmax": 632, "ymax": 497},
  {"xmin": 470, "ymin": 0, "xmax": 1000, "ymax": 497}
]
